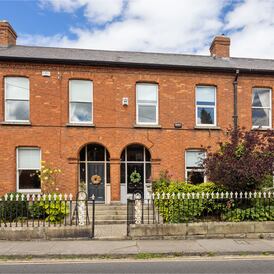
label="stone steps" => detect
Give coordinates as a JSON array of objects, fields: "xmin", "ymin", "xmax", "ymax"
[{"xmin": 72, "ymin": 202, "xmax": 159, "ymax": 226}]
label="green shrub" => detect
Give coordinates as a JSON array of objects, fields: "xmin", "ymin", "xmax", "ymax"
[
  {"xmin": 0, "ymin": 192, "xmax": 28, "ymax": 222},
  {"xmin": 153, "ymin": 179, "xmax": 226, "ymax": 195},
  {"xmin": 29, "ymin": 194, "xmax": 69, "ymax": 223},
  {"xmin": 222, "ymin": 205, "xmax": 274, "ymax": 222},
  {"xmin": 153, "ymin": 181, "xmax": 227, "ymax": 223}
]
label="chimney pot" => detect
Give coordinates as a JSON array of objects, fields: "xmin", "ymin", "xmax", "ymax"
[
  {"xmin": 0, "ymin": 20, "xmax": 17, "ymax": 47},
  {"xmin": 210, "ymin": 35, "xmax": 230, "ymax": 58}
]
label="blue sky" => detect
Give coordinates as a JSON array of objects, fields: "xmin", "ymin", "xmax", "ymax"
[{"xmin": 1, "ymin": 0, "xmax": 274, "ymax": 59}]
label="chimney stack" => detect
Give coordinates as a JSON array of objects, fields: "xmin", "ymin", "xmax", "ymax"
[
  {"xmin": 210, "ymin": 35, "xmax": 230, "ymax": 58},
  {"xmin": 0, "ymin": 20, "xmax": 17, "ymax": 47}
]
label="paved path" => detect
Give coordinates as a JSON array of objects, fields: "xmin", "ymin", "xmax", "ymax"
[{"xmin": 0, "ymin": 239, "xmax": 274, "ymax": 257}]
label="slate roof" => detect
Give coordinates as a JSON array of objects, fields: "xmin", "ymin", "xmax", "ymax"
[{"xmin": 0, "ymin": 45, "xmax": 274, "ymax": 73}]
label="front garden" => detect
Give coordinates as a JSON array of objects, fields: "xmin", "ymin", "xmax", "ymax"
[{"xmin": 150, "ymin": 127, "xmax": 274, "ymax": 224}]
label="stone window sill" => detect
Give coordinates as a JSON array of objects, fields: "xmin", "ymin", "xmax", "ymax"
[
  {"xmin": 134, "ymin": 124, "xmax": 162, "ymax": 129},
  {"xmin": 251, "ymin": 127, "xmax": 273, "ymax": 131},
  {"xmin": 66, "ymin": 123, "xmax": 95, "ymax": 128},
  {"xmin": 194, "ymin": 126, "xmax": 221, "ymax": 130},
  {"xmin": 0, "ymin": 121, "xmax": 32, "ymax": 126}
]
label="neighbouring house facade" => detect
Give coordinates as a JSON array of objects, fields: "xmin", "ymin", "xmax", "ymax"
[{"xmin": 0, "ymin": 21, "xmax": 273, "ymax": 204}]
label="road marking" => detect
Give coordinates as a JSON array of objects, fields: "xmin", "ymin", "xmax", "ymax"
[{"xmin": 0, "ymin": 255, "xmax": 274, "ymax": 265}]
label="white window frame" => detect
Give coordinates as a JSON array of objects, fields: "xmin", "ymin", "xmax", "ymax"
[
  {"xmin": 195, "ymin": 86, "xmax": 217, "ymax": 127},
  {"xmin": 69, "ymin": 80, "xmax": 93, "ymax": 124},
  {"xmin": 185, "ymin": 150, "xmax": 206, "ymax": 183},
  {"xmin": 16, "ymin": 147, "xmax": 41, "ymax": 193},
  {"xmin": 4, "ymin": 77, "xmax": 30, "ymax": 123},
  {"xmin": 136, "ymin": 83, "xmax": 159, "ymax": 125},
  {"xmin": 252, "ymin": 88, "xmax": 272, "ymax": 129}
]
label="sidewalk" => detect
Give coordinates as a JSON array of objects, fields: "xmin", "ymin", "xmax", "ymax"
[{"xmin": 1, "ymin": 239, "xmax": 274, "ymax": 258}]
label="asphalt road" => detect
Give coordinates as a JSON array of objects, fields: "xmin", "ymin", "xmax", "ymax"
[{"xmin": 0, "ymin": 257, "xmax": 274, "ymax": 274}]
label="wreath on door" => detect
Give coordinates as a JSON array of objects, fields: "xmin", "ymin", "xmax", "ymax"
[
  {"xmin": 130, "ymin": 170, "xmax": 141, "ymax": 184},
  {"xmin": 91, "ymin": 175, "xmax": 102, "ymax": 185}
]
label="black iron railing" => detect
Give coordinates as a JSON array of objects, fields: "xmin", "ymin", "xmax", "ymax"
[
  {"xmin": 127, "ymin": 192, "xmax": 274, "ymax": 227},
  {"xmin": 0, "ymin": 192, "xmax": 95, "ymax": 237}
]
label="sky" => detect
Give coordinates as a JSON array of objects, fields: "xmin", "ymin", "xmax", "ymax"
[{"xmin": 1, "ymin": 0, "xmax": 274, "ymax": 59}]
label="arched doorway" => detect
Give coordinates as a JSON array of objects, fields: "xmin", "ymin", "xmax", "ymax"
[
  {"xmin": 120, "ymin": 144, "xmax": 151, "ymax": 203},
  {"xmin": 79, "ymin": 143, "xmax": 110, "ymax": 202}
]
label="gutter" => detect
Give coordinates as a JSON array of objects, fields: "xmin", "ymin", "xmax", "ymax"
[
  {"xmin": 1, "ymin": 56, "xmax": 274, "ymax": 75},
  {"xmin": 233, "ymin": 69, "xmax": 240, "ymax": 130}
]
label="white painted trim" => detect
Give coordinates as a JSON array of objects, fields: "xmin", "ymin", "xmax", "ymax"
[
  {"xmin": 4, "ymin": 77, "xmax": 30, "ymax": 123},
  {"xmin": 136, "ymin": 83, "xmax": 159, "ymax": 125},
  {"xmin": 79, "ymin": 144, "xmax": 108, "ymax": 203},
  {"xmin": 252, "ymin": 88, "xmax": 272, "ymax": 129},
  {"xmin": 195, "ymin": 86, "xmax": 217, "ymax": 127},
  {"xmin": 184, "ymin": 149, "xmax": 206, "ymax": 183},
  {"xmin": 69, "ymin": 80, "xmax": 93, "ymax": 124},
  {"xmin": 16, "ymin": 147, "xmax": 41, "ymax": 193},
  {"xmin": 120, "ymin": 145, "xmax": 151, "ymax": 203}
]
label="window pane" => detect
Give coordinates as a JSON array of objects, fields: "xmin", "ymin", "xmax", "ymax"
[
  {"xmin": 137, "ymin": 83, "xmax": 157, "ymax": 101},
  {"xmin": 5, "ymin": 77, "xmax": 29, "ymax": 100},
  {"xmin": 252, "ymin": 89, "xmax": 270, "ymax": 107},
  {"xmin": 80, "ymin": 147, "xmax": 86, "ymax": 161},
  {"xmin": 186, "ymin": 151, "xmax": 205, "ymax": 168},
  {"xmin": 146, "ymin": 163, "xmax": 151, "ymax": 182},
  {"xmin": 187, "ymin": 171, "xmax": 205, "ymax": 184},
  {"xmin": 70, "ymin": 102, "xmax": 92, "ymax": 122},
  {"xmin": 79, "ymin": 163, "xmax": 86, "ymax": 183},
  {"xmin": 18, "ymin": 170, "xmax": 40, "ymax": 189},
  {"xmin": 145, "ymin": 148, "xmax": 151, "ymax": 161},
  {"xmin": 138, "ymin": 105, "xmax": 156, "ymax": 123},
  {"xmin": 252, "ymin": 108, "xmax": 270, "ymax": 127},
  {"xmin": 120, "ymin": 149, "xmax": 125, "ymax": 161},
  {"xmin": 87, "ymin": 144, "xmax": 105, "ymax": 161},
  {"xmin": 6, "ymin": 100, "xmax": 29, "ymax": 121},
  {"xmin": 127, "ymin": 145, "xmax": 144, "ymax": 161},
  {"xmin": 196, "ymin": 86, "xmax": 215, "ymax": 105},
  {"xmin": 197, "ymin": 107, "xmax": 214, "ymax": 124},
  {"xmin": 107, "ymin": 162, "xmax": 110, "ymax": 184},
  {"xmin": 70, "ymin": 80, "xmax": 92, "ymax": 102},
  {"xmin": 18, "ymin": 148, "xmax": 40, "ymax": 169}
]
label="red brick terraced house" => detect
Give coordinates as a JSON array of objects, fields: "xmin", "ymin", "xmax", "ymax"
[{"xmin": 0, "ymin": 21, "xmax": 273, "ymax": 204}]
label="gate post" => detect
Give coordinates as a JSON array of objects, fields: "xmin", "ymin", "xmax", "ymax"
[{"xmin": 92, "ymin": 194, "xmax": 95, "ymax": 238}]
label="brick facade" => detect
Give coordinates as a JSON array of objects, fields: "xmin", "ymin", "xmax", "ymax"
[{"xmin": 0, "ymin": 22, "xmax": 273, "ymax": 203}]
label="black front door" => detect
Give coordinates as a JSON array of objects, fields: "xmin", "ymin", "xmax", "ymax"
[
  {"xmin": 88, "ymin": 163, "xmax": 105, "ymax": 202},
  {"xmin": 127, "ymin": 163, "xmax": 144, "ymax": 198}
]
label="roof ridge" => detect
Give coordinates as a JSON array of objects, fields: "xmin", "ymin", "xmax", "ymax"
[{"xmin": 13, "ymin": 45, "xmax": 212, "ymax": 59}]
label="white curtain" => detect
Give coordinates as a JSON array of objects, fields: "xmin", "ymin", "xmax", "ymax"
[{"xmin": 258, "ymin": 90, "xmax": 270, "ymax": 108}]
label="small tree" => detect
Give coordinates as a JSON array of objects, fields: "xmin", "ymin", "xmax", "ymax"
[
  {"xmin": 38, "ymin": 161, "xmax": 62, "ymax": 193},
  {"xmin": 204, "ymin": 128, "xmax": 274, "ymax": 192}
]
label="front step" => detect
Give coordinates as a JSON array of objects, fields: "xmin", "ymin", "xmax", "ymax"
[
  {"xmin": 90, "ymin": 203, "xmax": 158, "ymax": 225},
  {"xmin": 89, "ymin": 204, "xmax": 127, "ymax": 225}
]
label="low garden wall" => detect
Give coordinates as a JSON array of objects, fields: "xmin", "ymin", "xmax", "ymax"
[
  {"xmin": 129, "ymin": 222, "xmax": 274, "ymax": 239},
  {"xmin": 0, "ymin": 225, "xmax": 93, "ymax": 240}
]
